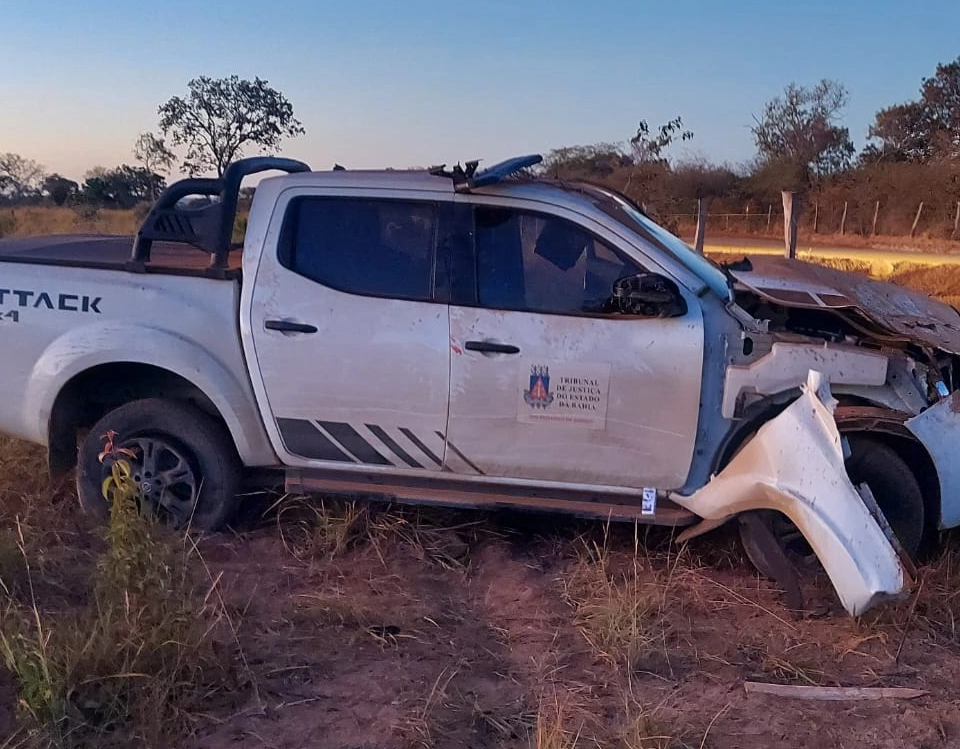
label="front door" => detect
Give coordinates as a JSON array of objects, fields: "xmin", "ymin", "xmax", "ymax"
[
  {"xmin": 246, "ymin": 192, "xmax": 451, "ymax": 473},
  {"xmin": 445, "ymin": 201, "xmax": 705, "ymax": 490}
]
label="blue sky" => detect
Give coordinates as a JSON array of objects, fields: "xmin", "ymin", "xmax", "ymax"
[{"xmin": 1, "ymin": 0, "xmax": 957, "ymax": 182}]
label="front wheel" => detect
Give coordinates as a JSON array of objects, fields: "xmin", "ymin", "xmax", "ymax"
[
  {"xmin": 77, "ymin": 398, "xmax": 242, "ymax": 532},
  {"xmin": 740, "ymin": 435, "xmax": 926, "ymax": 581}
]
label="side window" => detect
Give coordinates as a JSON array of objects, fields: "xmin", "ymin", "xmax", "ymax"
[
  {"xmin": 279, "ymin": 197, "xmax": 437, "ymax": 301},
  {"xmin": 474, "ymin": 206, "xmax": 644, "ymax": 315}
]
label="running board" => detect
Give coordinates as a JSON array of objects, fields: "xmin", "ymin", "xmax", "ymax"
[{"xmin": 284, "ymin": 468, "xmax": 697, "ymax": 526}]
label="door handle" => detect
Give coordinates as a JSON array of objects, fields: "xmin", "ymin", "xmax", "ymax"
[
  {"xmin": 464, "ymin": 340, "xmax": 520, "ymax": 355},
  {"xmin": 265, "ymin": 319, "xmax": 318, "ymax": 334}
]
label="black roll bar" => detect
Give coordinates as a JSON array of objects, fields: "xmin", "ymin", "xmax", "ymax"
[{"xmin": 130, "ymin": 156, "xmax": 311, "ymax": 273}]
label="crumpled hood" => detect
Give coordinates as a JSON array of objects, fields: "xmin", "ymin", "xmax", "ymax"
[{"xmin": 728, "ymin": 255, "xmax": 960, "ymax": 354}]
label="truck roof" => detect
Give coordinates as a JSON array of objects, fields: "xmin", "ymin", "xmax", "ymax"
[
  {"xmin": 0, "ymin": 155, "xmax": 674, "ymax": 285},
  {"xmin": 257, "ymin": 167, "xmax": 617, "ymax": 220}
]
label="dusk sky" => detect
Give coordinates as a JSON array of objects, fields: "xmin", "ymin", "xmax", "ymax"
[{"xmin": 2, "ymin": 0, "xmax": 957, "ymax": 182}]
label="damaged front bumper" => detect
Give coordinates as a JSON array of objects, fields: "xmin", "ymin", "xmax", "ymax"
[
  {"xmin": 671, "ymin": 371, "xmax": 910, "ymax": 616},
  {"xmin": 906, "ymin": 390, "xmax": 960, "ymax": 530}
]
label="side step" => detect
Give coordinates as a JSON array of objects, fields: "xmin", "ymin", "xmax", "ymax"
[{"xmin": 285, "ymin": 468, "xmax": 697, "ymax": 526}]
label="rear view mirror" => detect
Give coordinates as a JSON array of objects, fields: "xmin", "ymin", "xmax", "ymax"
[{"xmin": 609, "ymin": 273, "xmax": 687, "ymax": 318}]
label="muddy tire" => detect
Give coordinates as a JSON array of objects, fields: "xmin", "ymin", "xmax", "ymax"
[
  {"xmin": 76, "ymin": 398, "xmax": 241, "ymax": 532},
  {"xmin": 740, "ymin": 434, "xmax": 925, "ymax": 580},
  {"xmin": 844, "ymin": 435, "xmax": 925, "ymax": 558}
]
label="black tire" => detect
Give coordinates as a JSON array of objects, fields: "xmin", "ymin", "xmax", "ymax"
[
  {"xmin": 740, "ymin": 434, "xmax": 926, "ymax": 579},
  {"xmin": 844, "ymin": 435, "xmax": 925, "ymax": 558},
  {"xmin": 77, "ymin": 398, "xmax": 241, "ymax": 532}
]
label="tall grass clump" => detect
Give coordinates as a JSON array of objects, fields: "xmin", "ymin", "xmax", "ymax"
[{"xmin": 0, "ymin": 436, "xmax": 244, "ymax": 747}]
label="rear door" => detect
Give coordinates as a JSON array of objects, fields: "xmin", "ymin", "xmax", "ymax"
[
  {"xmin": 245, "ymin": 190, "xmax": 453, "ymax": 473},
  {"xmin": 444, "ymin": 199, "xmax": 705, "ymax": 490}
]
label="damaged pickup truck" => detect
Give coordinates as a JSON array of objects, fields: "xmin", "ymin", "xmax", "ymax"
[{"xmin": 0, "ymin": 154, "xmax": 957, "ymax": 617}]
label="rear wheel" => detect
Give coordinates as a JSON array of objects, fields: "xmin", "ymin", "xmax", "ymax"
[
  {"xmin": 77, "ymin": 398, "xmax": 241, "ymax": 532},
  {"xmin": 740, "ymin": 434, "xmax": 925, "ymax": 580}
]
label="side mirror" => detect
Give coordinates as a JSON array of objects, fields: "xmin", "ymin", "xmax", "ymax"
[{"xmin": 608, "ymin": 273, "xmax": 688, "ymax": 318}]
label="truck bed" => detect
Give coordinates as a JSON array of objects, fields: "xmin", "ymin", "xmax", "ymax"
[{"xmin": 0, "ymin": 234, "xmax": 242, "ymax": 277}]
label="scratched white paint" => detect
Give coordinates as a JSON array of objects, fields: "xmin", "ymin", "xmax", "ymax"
[
  {"xmin": 445, "ymin": 289, "xmax": 704, "ymax": 489},
  {"xmin": 721, "ymin": 342, "xmax": 888, "ymax": 418},
  {"xmin": 0, "ymin": 264, "xmax": 276, "ymax": 465}
]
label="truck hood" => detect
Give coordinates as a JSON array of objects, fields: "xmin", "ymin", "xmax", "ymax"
[{"xmin": 726, "ymin": 255, "xmax": 960, "ymax": 354}]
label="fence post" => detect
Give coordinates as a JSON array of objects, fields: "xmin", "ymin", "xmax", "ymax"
[
  {"xmin": 840, "ymin": 201, "xmax": 848, "ymax": 236},
  {"xmin": 813, "ymin": 201, "xmax": 819, "ymax": 234},
  {"xmin": 782, "ymin": 191, "xmax": 800, "ymax": 259},
  {"xmin": 694, "ymin": 198, "xmax": 707, "ymax": 254},
  {"xmin": 872, "ymin": 200, "xmax": 880, "ymax": 236},
  {"xmin": 953, "ymin": 200, "xmax": 960, "ymax": 241},
  {"xmin": 745, "ymin": 204, "xmax": 751, "ymax": 233},
  {"xmin": 910, "ymin": 201, "xmax": 924, "ymax": 238},
  {"xmin": 766, "ymin": 204, "xmax": 772, "ymax": 233}
]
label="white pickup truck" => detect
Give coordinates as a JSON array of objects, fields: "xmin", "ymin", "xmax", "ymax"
[{"xmin": 2, "ymin": 155, "xmax": 959, "ymax": 615}]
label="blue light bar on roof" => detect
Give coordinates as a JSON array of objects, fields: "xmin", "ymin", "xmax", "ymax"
[{"xmin": 472, "ymin": 154, "xmax": 543, "ymax": 187}]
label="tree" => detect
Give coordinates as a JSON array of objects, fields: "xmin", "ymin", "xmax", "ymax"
[
  {"xmin": 630, "ymin": 117, "xmax": 694, "ymax": 165},
  {"xmin": 542, "ymin": 143, "xmax": 633, "ymax": 178},
  {"xmin": 863, "ymin": 102, "xmax": 934, "ymax": 163},
  {"xmin": 133, "ymin": 132, "xmax": 175, "ymax": 200},
  {"xmin": 81, "ymin": 165, "xmax": 165, "ymax": 209},
  {"xmin": 919, "ymin": 56, "xmax": 960, "ymax": 160},
  {"xmin": 668, "ymin": 156, "xmax": 742, "ymax": 201},
  {"xmin": 157, "ymin": 75, "xmax": 305, "ymax": 177},
  {"xmin": 42, "ymin": 174, "xmax": 79, "ymax": 206},
  {"xmin": 0, "ymin": 152, "xmax": 46, "ymax": 202},
  {"xmin": 751, "ymin": 80, "xmax": 855, "ymax": 185},
  {"xmin": 623, "ymin": 116, "xmax": 694, "ymax": 199},
  {"xmin": 865, "ymin": 56, "xmax": 960, "ymax": 163}
]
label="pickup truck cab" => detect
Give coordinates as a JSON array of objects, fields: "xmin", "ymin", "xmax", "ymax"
[{"xmin": 2, "ymin": 155, "xmax": 960, "ymax": 616}]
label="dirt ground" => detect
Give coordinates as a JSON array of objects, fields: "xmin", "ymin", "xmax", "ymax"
[{"xmin": 4, "ymin": 456, "xmax": 960, "ymax": 749}]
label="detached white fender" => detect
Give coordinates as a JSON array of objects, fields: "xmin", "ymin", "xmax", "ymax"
[
  {"xmin": 672, "ymin": 371, "xmax": 909, "ymax": 616},
  {"xmin": 22, "ymin": 322, "xmax": 277, "ymax": 466}
]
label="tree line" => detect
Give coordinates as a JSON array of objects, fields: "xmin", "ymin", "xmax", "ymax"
[
  {"xmin": 2, "ymin": 59, "xmax": 958, "ymax": 239},
  {"xmin": 539, "ymin": 56, "xmax": 960, "ymax": 239},
  {"xmin": 0, "ymin": 75, "xmax": 303, "ymax": 209}
]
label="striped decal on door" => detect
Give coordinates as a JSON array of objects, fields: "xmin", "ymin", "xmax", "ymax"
[{"xmin": 276, "ymin": 419, "xmax": 484, "ymax": 474}]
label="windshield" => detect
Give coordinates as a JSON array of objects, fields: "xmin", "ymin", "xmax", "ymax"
[{"xmin": 579, "ymin": 186, "xmax": 733, "ymax": 302}]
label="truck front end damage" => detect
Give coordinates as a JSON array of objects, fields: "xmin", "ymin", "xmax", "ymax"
[
  {"xmin": 673, "ymin": 371, "xmax": 909, "ymax": 616},
  {"xmin": 676, "ymin": 254, "xmax": 960, "ymax": 616},
  {"xmin": 725, "ymin": 254, "xmax": 960, "ymax": 536}
]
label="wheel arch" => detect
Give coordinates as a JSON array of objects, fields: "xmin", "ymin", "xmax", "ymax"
[
  {"xmin": 25, "ymin": 324, "xmax": 278, "ymax": 478},
  {"xmin": 48, "ymin": 362, "xmax": 245, "ymax": 478},
  {"xmin": 714, "ymin": 392, "xmax": 940, "ymax": 555}
]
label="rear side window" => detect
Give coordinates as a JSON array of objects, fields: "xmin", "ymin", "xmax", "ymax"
[{"xmin": 278, "ymin": 197, "xmax": 438, "ymax": 301}]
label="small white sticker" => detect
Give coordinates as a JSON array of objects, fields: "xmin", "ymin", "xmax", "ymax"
[
  {"xmin": 641, "ymin": 488, "xmax": 657, "ymax": 516},
  {"xmin": 517, "ymin": 360, "xmax": 611, "ymax": 429}
]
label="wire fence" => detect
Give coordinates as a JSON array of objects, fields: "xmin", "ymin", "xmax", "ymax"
[{"xmin": 662, "ymin": 199, "xmax": 960, "ymax": 241}]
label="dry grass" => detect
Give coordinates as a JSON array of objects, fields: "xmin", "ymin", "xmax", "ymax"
[
  {"xmin": 0, "ymin": 207, "xmax": 138, "ymax": 238},
  {"xmin": 4, "ymin": 438, "xmax": 960, "ymax": 746},
  {"xmin": 271, "ymin": 494, "xmax": 479, "ymax": 571},
  {"xmin": 0, "ymin": 441, "xmax": 247, "ymax": 748},
  {"xmin": 562, "ymin": 530, "xmax": 674, "ymax": 672}
]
